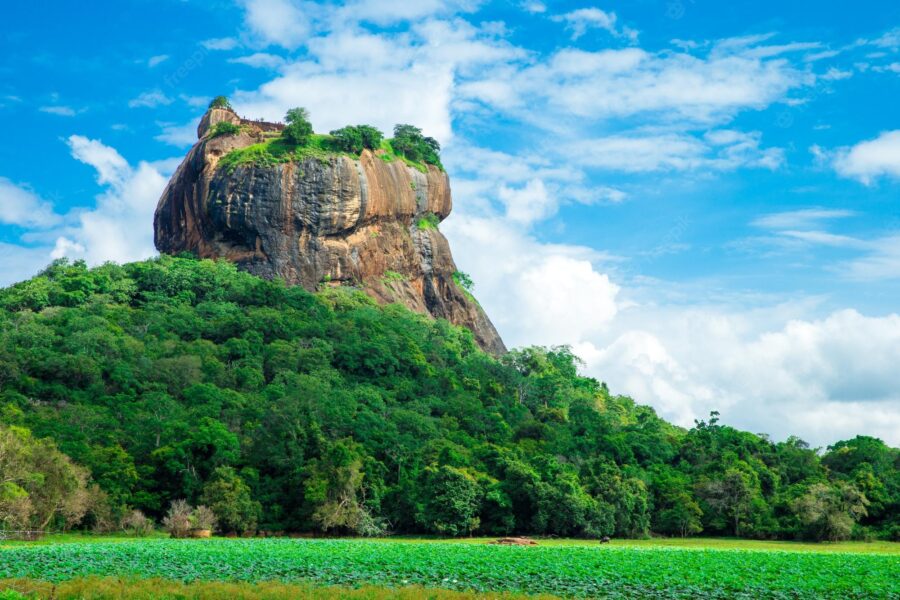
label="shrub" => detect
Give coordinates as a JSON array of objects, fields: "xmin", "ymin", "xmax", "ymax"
[
  {"xmin": 382, "ymin": 270, "xmax": 406, "ymax": 283},
  {"xmin": 190, "ymin": 505, "xmax": 218, "ymax": 531},
  {"xmin": 210, "ymin": 121, "xmax": 241, "ymax": 138},
  {"xmin": 416, "ymin": 213, "xmax": 440, "ymax": 230},
  {"xmin": 329, "ymin": 125, "xmax": 385, "ymax": 154},
  {"xmin": 121, "ymin": 509, "xmax": 154, "ymax": 537},
  {"xmin": 283, "ymin": 107, "xmax": 313, "ymax": 146},
  {"xmin": 162, "ymin": 499, "xmax": 192, "ymax": 538},
  {"xmin": 452, "ymin": 271, "xmax": 474, "ymax": 293},
  {"xmin": 208, "ymin": 96, "xmax": 233, "ymax": 110}
]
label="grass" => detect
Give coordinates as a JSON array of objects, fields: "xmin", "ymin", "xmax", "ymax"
[
  {"xmin": 0, "ymin": 578, "xmax": 553, "ymax": 600},
  {"xmin": 218, "ymin": 136, "xmax": 437, "ymax": 175},
  {"xmin": 0, "ymin": 537, "xmax": 897, "ymax": 599},
  {"xmin": 376, "ymin": 140, "xmax": 430, "ymax": 173},
  {"xmin": 218, "ymin": 135, "xmax": 343, "ymax": 173},
  {"xmin": 381, "ymin": 270, "xmax": 407, "ymax": 284}
]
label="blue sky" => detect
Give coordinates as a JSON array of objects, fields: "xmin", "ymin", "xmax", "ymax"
[{"xmin": 2, "ymin": 0, "xmax": 900, "ymax": 446}]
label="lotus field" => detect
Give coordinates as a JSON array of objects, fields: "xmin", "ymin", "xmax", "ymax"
[{"xmin": 1, "ymin": 538, "xmax": 898, "ymax": 599}]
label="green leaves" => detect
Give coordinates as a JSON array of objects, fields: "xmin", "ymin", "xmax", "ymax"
[{"xmin": 0, "ymin": 540, "xmax": 896, "ymax": 599}]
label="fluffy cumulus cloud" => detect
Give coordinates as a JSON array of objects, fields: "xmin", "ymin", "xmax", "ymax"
[
  {"xmin": 238, "ymin": 0, "xmax": 312, "ymax": 49},
  {"xmin": 574, "ymin": 307, "xmax": 900, "ymax": 446},
  {"xmin": 832, "ymin": 130, "xmax": 900, "ymax": 184},
  {"xmin": 233, "ymin": 18, "xmax": 523, "ymax": 141},
  {"xmin": 0, "ymin": 178, "xmax": 61, "ymax": 228},
  {"xmin": 443, "ymin": 214, "xmax": 620, "ymax": 347},
  {"xmin": 62, "ymin": 136, "xmax": 171, "ymax": 265}
]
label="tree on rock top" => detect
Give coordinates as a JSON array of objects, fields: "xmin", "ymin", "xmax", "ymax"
[
  {"xmin": 283, "ymin": 107, "xmax": 314, "ymax": 146},
  {"xmin": 208, "ymin": 96, "xmax": 233, "ymax": 111}
]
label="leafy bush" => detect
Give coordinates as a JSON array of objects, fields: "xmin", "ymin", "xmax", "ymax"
[
  {"xmin": 329, "ymin": 125, "xmax": 384, "ymax": 154},
  {"xmin": 190, "ymin": 505, "xmax": 218, "ymax": 531},
  {"xmin": 382, "ymin": 270, "xmax": 406, "ymax": 283},
  {"xmin": 210, "ymin": 121, "xmax": 241, "ymax": 138},
  {"xmin": 121, "ymin": 509, "xmax": 154, "ymax": 537},
  {"xmin": 283, "ymin": 107, "xmax": 313, "ymax": 146},
  {"xmin": 208, "ymin": 96, "xmax": 233, "ymax": 110},
  {"xmin": 162, "ymin": 500, "xmax": 192, "ymax": 538},
  {"xmin": 416, "ymin": 213, "xmax": 440, "ymax": 230}
]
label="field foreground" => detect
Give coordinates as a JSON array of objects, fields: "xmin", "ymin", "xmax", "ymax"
[{"xmin": 1, "ymin": 538, "xmax": 898, "ymax": 599}]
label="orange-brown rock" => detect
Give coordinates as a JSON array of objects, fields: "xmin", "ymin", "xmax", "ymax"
[{"xmin": 154, "ymin": 108, "xmax": 505, "ymax": 354}]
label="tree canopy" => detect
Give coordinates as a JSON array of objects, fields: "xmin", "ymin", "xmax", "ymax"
[{"xmin": 0, "ymin": 257, "xmax": 896, "ymax": 540}]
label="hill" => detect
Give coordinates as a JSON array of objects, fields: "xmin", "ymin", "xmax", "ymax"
[{"xmin": 0, "ymin": 256, "xmax": 897, "ymax": 541}]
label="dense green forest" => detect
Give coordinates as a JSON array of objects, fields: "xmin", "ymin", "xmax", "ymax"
[{"xmin": 0, "ymin": 257, "xmax": 897, "ymax": 541}]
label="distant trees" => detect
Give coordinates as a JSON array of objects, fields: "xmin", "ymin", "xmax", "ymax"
[
  {"xmin": 417, "ymin": 466, "xmax": 482, "ymax": 536},
  {"xmin": 0, "ymin": 257, "xmax": 896, "ymax": 541},
  {"xmin": 0, "ymin": 424, "xmax": 100, "ymax": 532},
  {"xmin": 283, "ymin": 107, "xmax": 314, "ymax": 146},
  {"xmin": 304, "ymin": 440, "xmax": 383, "ymax": 536},
  {"xmin": 201, "ymin": 467, "xmax": 261, "ymax": 535},
  {"xmin": 792, "ymin": 483, "xmax": 869, "ymax": 541}
]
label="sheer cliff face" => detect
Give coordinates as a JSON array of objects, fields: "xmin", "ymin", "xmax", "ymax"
[{"xmin": 154, "ymin": 108, "xmax": 506, "ymax": 354}]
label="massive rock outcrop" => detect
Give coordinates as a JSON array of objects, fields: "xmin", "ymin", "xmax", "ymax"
[{"xmin": 154, "ymin": 107, "xmax": 506, "ymax": 354}]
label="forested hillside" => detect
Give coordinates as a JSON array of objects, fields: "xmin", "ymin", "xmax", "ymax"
[{"xmin": 0, "ymin": 257, "xmax": 897, "ymax": 541}]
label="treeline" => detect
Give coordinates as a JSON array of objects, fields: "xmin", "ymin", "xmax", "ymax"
[{"xmin": 0, "ymin": 257, "xmax": 897, "ymax": 541}]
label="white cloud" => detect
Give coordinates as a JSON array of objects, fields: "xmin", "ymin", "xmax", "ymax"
[
  {"xmin": 337, "ymin": 0, "xmax": 482, "ymax": 26},
  {"xmin": 239, "ymin": 0, "xmax": 311, "ymax": 49},
  {"xmin": 522, "ymin": 1, "xmax": 546, "ymax": 13},
  {"xmin": 0, "ymin": 178, "xmax": 61, "ymax": 228},
  {"xmin": 871, "ymin": 27, "xmax": 900, "ymax": 50},
  {"xmin": 50, "ymin": 237, "xmax": 85, "ymax": 259},
  {"xmin": 0, "ymin": 243, "xmax": 58, "ymax": 286},
  {"xmin": 443, "ymin": 213, "xmax": 619, "ymax": 347},
  {"xmin": 229, "ymin": 52, "xmax": 287, "ymax": 69},
  {"xmin": 155, "ymin": 119, "xmax": 201, "ymax": 147},
  {"xmin": 39, "ymin": 106, "xmax": 77, "ymax": 117},
  {"xmin": 128, "ymin": 90, "xmax": 173, "ymax": 109},
  {"xmin": 147, "ymin": 54, "xmax": 170, "ymax": 68},
  {"xmin": 564, "ymin": 130, "xmax": 782, "ymax": 172},
  {"xmin": 460, "ymin": 40, "xmax": 812, "ymax": 126},
  {"xmin": 576, "ymin": 306, "xmax": 900, "ymax": 446},
  {"xmin": 551, "ymin": 7, "xmax": 638, "ymax": 42},
  {"xmin": 63, "ymin": 136, "xmax": 171, "ymax": 264},
  {"xmin": 752, "ymin": 208, "xmax": 855, "ymax": 229},
  {"xmin": 840, "ymin": 235, "xmax": 900, "ymax": 281},
  {"xmin": 67, "ymin": 135, "xmax": 131, "ymax": 185},
  {"xmin": 832, "ymin": 130, "xmax": 900, "ymax": 184},
  {"xmin": 202, "ymin": 37, "xmax": 239, "ymax": 51}
]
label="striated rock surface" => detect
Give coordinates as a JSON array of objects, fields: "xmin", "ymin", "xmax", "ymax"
[{"xmin": 154, "ymin": 108, "xmax": 506, "ymax": 354}]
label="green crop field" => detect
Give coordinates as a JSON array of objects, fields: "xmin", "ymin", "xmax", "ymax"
[{"xmin": 1, "ymin": 538, "xmax": 898, "ymax": 599}]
